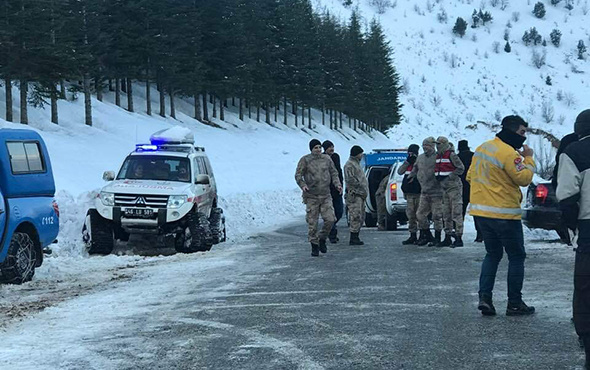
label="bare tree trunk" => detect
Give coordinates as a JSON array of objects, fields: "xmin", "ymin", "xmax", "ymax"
[
  {"xmin": 194, "ymin": 94, "xmax": 201, "ymax": 121},
  {"xmin": 308, "ymin": 107, "xmax": 312, "ymax": 128},
  {"xmin": 248, "ymin": 99, "xmax": 251, "ymax": 119},
  {"xmin": 239, "ymin": 97, "xmax": 243, "ymax": 120},
  {"xmin": 96, "ymin": 77, "xmax": 103, "ymax": 102},
  {"xmin": 212, "ymin": 95, "xmax": 217, "ymax": 118},
  {"xmin": 292, "ymin": 101, "xmax": 296, "ymax": 115},
  {"xmin": 121, "ymin": 78, "xmax": 127, "ymax": 93},
  {"xmin": 209, "ymin": 94, "xmax": 214, "ymax": 104},
  {"xmin": 329, "ymin": 109, "xmax": 333, "ymax": 130},
  {"xmin": 159, "ymin": 82, "xmax": 165, "ymax": 117},
  {"xmin": 283, "ymin": 97, "xmax": 288, "ymax": 125},
  {"xmin": 274, "ymin": 103, "xmax": 278, "ymax": 123},
  {"xmin": 339, "ymin": 111, "xmax": 343, "ymax": 129},
  {"xmin": 294, "ymin": 101, "xmax": 298, "ymax": 127},
  {"xmin": 127, "ymin": 79, "xmax": 134, "ymax": 112},
  {"xmin": 220, "ymin": 96, "xmax": 225, "ymax": 121},
  {"xmin": 5, "ymin": 78, "xmax": 12, "ymax": 122},
  {"xmin": 223, "ymin": 98, "xmax": 228, "ymax": 108},
  {"xmin": 322, "ymin": 104, "xmax": 325, "ymax": 126},
  {"xmin": 232, "ymin": 97, "xmax": 235, "ymax": 106},
  {"xmin": 348, "ymin": 116, "xmax": 351, "ymax": 128},
  {"xmin": 20, "ymin": 79, "xmax": 28, "ymax": 124},
  {"xmin": 146, "ymin": 79, "xmax": 151, "ymax": 115},
  {"xmin": 301, "ymin": 103, "xmax": 305, "ymax": 127},
  {"xmin": 256, "ymin": 102, "xmax": 260, "ymax": 122},
  {"xmin": 170, "ymin": 89, "xmax": 176, "ymax": 119},
  {"xmin": 354, "ymin": 118, "xmax": 357, "ymax": 131},
  {"xmin": 60, "ymin": 79, "xmax": 66, "ymax": 98},
  {"xmin": 265, "ymin": 102, "xmax": 270, "ymax": 124},
  {"xmin": 202, "ymin": 93, "xmax": 209, "ymax": 121},
  {"xmin": 115, "ymin": 78, "xmax": 121, "ymax": 107},
  {"xmin": 83, "ymin": 74, "xmax": 92, "ymax": 126},
  {"xmin": 108, "ymin": 79, "xmax": 114, "ymax": 91},
  {"xmin": 51, "ymin": 84, "xmax": 58, "ymax": 124}
]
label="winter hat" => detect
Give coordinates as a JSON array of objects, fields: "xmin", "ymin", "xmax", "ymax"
[
  {"xmin": 350, "ymin": 145, "xmax": 364, "ymax": 157},
  {"xmin": 422, "ymin": 137, "xmax": 436, "ymax": 146},
  {"xmin": 458, "ymin": 140, "xmax": 470, "ymax": 151},
  {"xmin": 309, "ymin": 139, "xmax": 322, "ymax": 151},
  {"xmin": 408, "ymin": 144, "xmax": 419, "ymax": 155},
  {"xmin": 436, "ymin": 136, "xmax": 450, "ymax": 153},
  {"xmin": 322, "ymin": 140, "xmax": 334, "ymax": 151},
  {"xmin": 501, "ymin": 115, "xmax": 528, "ymax": 130},
  {"xmin": 574, "ymin": 109, "xmax": 590, "ymax": 138}
]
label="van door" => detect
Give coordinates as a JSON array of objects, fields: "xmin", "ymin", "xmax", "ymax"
[{"xmin": 0, "ymin": 190, "xmax": 7, "ymax": 251}]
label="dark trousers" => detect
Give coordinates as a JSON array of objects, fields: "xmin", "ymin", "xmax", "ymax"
[
  {"xmin": 329, "ymin": 195, "xmax": 344, "ymax": 238},
  {"xmin": 476, "ymin": 216, "xmax": 526, "ymax": 304}
]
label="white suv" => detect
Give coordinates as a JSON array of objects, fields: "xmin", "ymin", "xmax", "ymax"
[{"xmin": 82, "ymin": 128, "xmax": 226, "ymax": 254}]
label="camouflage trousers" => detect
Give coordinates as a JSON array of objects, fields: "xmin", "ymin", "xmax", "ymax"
[
  {"xmin": 443, "ymin": 187, "xmax": 464, "ymax": 236},
  {"xmin": 305, "ymin": 195, "xmax": 336, "ymax": 244},
  {"xmin": 346, "ymin": 194, "xmax": 366, "ymax": 233},
  {"xmin": 376, "ymin": 194, "xmax": 387, "ymax": 228},
  {"xmin": 405, "ymin": 193, "xmax": 421, "ymax": 233},
  {"xmin": 417, "ymin": 193, "xmax": 443, "ymax": 231}
]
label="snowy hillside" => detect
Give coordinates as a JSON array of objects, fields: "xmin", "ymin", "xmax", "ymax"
[
  {"xmin": 318, "ymin": 0, "xmax": 589, "ymax": 149},
  {"xmin": 0, "ymin": 82, "xmax": 394, "ymax": 258}
]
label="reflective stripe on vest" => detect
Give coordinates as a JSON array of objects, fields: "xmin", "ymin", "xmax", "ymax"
[
  {"xmin": 435, "ymin": 151, "xmax": 455, "ymax": 177},
  {"xmin": 470, "ymin": 203, "xmax": 522, "ymax": 215}
]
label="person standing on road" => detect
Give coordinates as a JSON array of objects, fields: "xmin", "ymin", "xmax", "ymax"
[
  {"xmin": 435, "ymin": 137, "xmax": 465, "ymax": 247},
  {"xmin": 468, "ymin": 115, "xmax": 536, "ymax": 316},
  {"xmin": 376, "ymin": 172, "xmax": 389, "ymax": 231},
  {"xmin": 398, "ymin": 144, "xmax": 421, "ymax": 245},
  {"xmin": 410, "ymin": 137, "xmax": 444, "ymax": 247},
  {"xmin": 344, "ymin": 145, "xmax": 369, "ymax": 245},
  {"xmin": 556, "ymin": 109, "xmax": 590, "ymax": 367},
  {"xmin": 323, "ymin": 140, "xmax": 344, "ymax": 243},
  {"xmin": 458, "ymin": 139, "xmax": 483, "ymax": 243},
  {"xmin": 295, "ymin": 139, "xmax": 342, "ymax": 257}
]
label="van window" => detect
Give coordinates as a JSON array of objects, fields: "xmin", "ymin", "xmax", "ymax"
[{"xmin": 6, "ymin": 141, "xmax": 46, "ymax": 174}]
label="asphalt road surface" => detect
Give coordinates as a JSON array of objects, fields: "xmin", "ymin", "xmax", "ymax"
[{"xmin": 1, "ymin": 223, "xmax": 584, "ymax": 369}]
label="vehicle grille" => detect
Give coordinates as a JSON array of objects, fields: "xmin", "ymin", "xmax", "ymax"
[{"xmin": 114, "ymin": 194, "xmax": 169, "ymax": 208}]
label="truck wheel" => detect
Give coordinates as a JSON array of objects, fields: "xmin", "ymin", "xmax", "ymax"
[
  {"xmin": 385, "ymin": 213, "xmax": 398, "ymax": 231},
  {"xmin": 209, "ymin": 208, "xmax": 226, "ymax": 244},
  {"xmin": 0, "ymin": 232, "xmax": 36, "ymax": 284},
  {"xmin": 83, "ymin": 209, "xmax": 114, "ymax": 255},
  {"xmin": 364, "ymin": 212, "xmax": 377, "ymax": 227},
  {"xmin": 177, "ymin": 212, "xmax": 212, "ymax": 253}
]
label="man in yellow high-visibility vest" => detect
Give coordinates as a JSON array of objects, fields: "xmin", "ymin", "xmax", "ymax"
[{"xmin": 467, "ymin": 115, "xmax": 536, "ymax": 317}]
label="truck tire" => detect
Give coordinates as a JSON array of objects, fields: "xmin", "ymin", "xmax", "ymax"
[
  {"xmin": 177, "ymin": 212, "xmax": 212, "ymax": 253},
  {"xmin": 385, "ymin": 213, "xmax": 398, "ymax": 231},
  {"xmin": 364, "ymin": 212, "xmax": 377, "ymax": 227},
  {"xmin": 83, "ymin": 209, "xmax": 114, "ymax": 255},
  {"xmin": 0, "ymin": 232, "xmax": 36, "ymax": 284},
  {"xmin": 209, "ymin": 208, "xmax": 226, "ymax": 244}
]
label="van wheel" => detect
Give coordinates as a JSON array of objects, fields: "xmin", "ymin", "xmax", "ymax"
[
  {"xmin": 0, "ymin": 232, "xmax": 36, "ymax": 284},
  {"xmin": 83, "ymin": 209, "xmax": 114, "ymax": 255},
  {"xmin": 177, "ymin": 212, "xmax": 212, "ymax": 253},
  {"xmin": 209, "ymin": 208, "xmax": 226, "ymax": 244},
  {"xmin": 385, "ymin": 213, "xmax": 398, "ymax": 231},
  {"xmin": 364, "ymin": 212, "xmax": 377, "ymax": 227}
]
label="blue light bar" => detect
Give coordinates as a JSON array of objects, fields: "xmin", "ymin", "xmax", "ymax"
[{"xmin": 135, "ymin": 144, "xmax": 158, "ymax": 152}]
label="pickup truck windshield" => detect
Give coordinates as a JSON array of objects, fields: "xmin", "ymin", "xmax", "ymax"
[{"xmin": 117, "ymin": 156, "xmax": 191, "ymax": 183}]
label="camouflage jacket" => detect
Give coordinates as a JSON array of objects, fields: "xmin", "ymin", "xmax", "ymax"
[
  {"xmin": 409, "ymin": 151, "xmax": 443, "ymax": 196},
  {"xmin": 295, "ymin": 153, "xmax": 341, "ymax": 199},
  {"xmin": 344, "ymin": 156, "xmax": 369, "ymax": 199}
]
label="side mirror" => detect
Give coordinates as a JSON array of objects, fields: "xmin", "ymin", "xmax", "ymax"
[
  {"xmin": 103, "ymin": 171, "xmax": 115, "ymax": 181},
  {"xmin": 195, "ymin": 174, "xmax": 210, "ymax": 185}
]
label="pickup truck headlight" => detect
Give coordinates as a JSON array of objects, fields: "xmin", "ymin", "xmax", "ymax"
[
  {"xmin": 100, "ymin": 192, "xmax": 115, "ymax": 206},
  {"xmin": 168, "ymin": 195, "xmax": 188, "ymax": 209}
]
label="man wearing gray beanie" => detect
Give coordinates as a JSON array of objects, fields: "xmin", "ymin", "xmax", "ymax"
[{"xmin": 557, "ymin": 109, "xmax": 590, "ymax": 368}]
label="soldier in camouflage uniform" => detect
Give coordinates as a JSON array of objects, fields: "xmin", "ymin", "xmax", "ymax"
[
  {"xmin": 344, "ymin": 145, "xmax": 369, "ymax": 245},
  {"xmin": 435, "ymin": 136, "xmax": 465, "ymax": 247},
  {"xmin": 410, "ymin": 137, "xmax": 444, "ymax": 247},
  {"xmin": 375, "ymin": 174, "xmax": 389, "ymax": 231},
  {"xmin": 397, "ymin": 144, "xmax": 421, "ymax": 244},
  {"xmin": 295, "ymin": 139, "xmax": 342, "ymax": 257}
]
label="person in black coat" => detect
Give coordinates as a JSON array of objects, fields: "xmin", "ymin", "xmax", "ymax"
[
  {"xmin": 323, "ymin": 140, "xmax": 344, "ymax": 243},
  {"xmin": 457, "ymin": 140, "xmax": 482, "ymax": 242}
]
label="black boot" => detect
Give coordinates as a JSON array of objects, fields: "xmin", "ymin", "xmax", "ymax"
[
  {"xmin": 319, "ymin": 238, "xmax": 327, "ymax": 253},
  {"xmin": 428, "ymin": 230, "xmax": 441, "ymax": 247},
  {"xmin": 416, "ymin": 229, "xmax": 433, "ymax": 246},
  {"xmin": 506, "ymin": 300, "xmax": 535, "ymax": 316},
  {"xmin": 329, "ymin": 229, "xmax": 338, "ymax": 243},
  {"xmin": 453, "ymin": 235, "xmax": 464, "ymax": 248},
  {"xmin": 311, "ymin": 243, "xmax": 319, "ymax": 257},
  {"xmin": 439, "ymin": 234, "xmax": 452, "ymax": 247},
  {"xmin": 402, "ymin": 232, "xmax": 418, "ymax": 245},
  {"xmin": 350, "ymin": 232, "xmax": 364, "ymax": 246},
  {"xmin": 478, "ymin": 294, "xmax": 496, "ymax": 316}
]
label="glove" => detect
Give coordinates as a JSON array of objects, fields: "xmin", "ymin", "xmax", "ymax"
[{"xmin": 407, "ymin": 155, "xmax": 417, "ymax": 164}]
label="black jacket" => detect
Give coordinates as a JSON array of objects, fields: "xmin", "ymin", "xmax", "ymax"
[
  {"xmin": 329, "ymin": 152, "xmax": 344, "ymax": 199},
  {"xmin": 458, "ymin": 149, "xmax": 474, "ymax": 200}
]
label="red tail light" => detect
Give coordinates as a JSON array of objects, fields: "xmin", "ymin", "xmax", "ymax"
[
  {"xmin": 535, "ymin": 184, "xmax": 548, "ymax": 204},
  {"xmin": 390, "ymin": 183, "xmax": 397, "ymax": 201},
  {"xmin": 52, "ymin": 200, "xmax": 60, "ymax": 218}
]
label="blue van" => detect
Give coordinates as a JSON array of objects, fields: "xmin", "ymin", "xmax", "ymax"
[{"xmin": 0, "ymin": 129, "xmax": 59, "ymax": 284}]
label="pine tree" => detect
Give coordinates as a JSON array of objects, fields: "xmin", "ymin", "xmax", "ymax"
[
  {"xmin": 550, "ymin": 29, "xmax": 562, "ymax": 47},
  {"xmin": 545, "ymin": 76, "xmax": 552, "ymax": 85},
  {"xmin": 533, "ymin": 2, "xmax": 546, "ymax": 18},
  {"xmin": 453, "ymin": 17, "xmax": 467, "ymax": 37},
  {"xmin": 578, "ymin": 40, "xmax": 587, "ymax": 60},
  {"xmin": 504, "ymin": 41, "xmax": 511, "ymax": 52}
]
